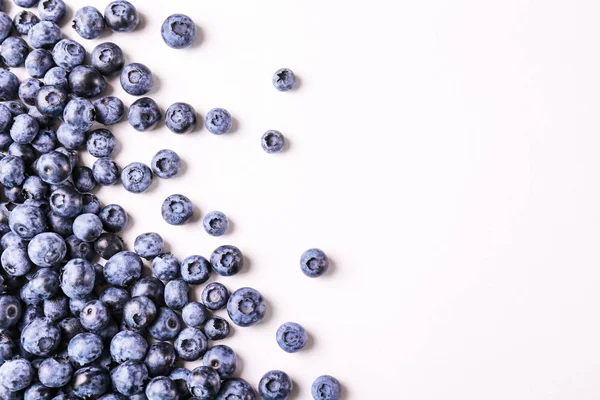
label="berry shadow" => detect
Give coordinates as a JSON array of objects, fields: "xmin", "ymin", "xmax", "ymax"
[
  {"xmin": 191, "ymin": 111, "xmax": 203, "ymax": 133},
  {"xmin": 188, "ymin": 203, "xmax": 202, "ymax": 224},
  {"xmin": 61, "ymin": 5, "xmax": 74, "ymax": 29},
  {"xmin": 292, "ymin": 75, "xmax": 303, "ymax": 91},
  {"xmin": 227, "ymin": 117, "xmax": 240, "ymax": 135},
  {"xmin": 189, "ymin": 25, "xmax": 204, "ymax": 49},
  {"xmin": 148, "ymin": 74, "xmax": 162, "ymax": 96},
  {"xmin": 303, "ymin": 329, "xmax": 316, "ymax": 351},
  {"xmin": 135, "ymin": 12, "xmax": 147, "ymax": 31}
]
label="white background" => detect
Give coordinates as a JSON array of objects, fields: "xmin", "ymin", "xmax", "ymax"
[{"xmin": 9, "ymin": 0, "xmax": 600, "ymax": 398}]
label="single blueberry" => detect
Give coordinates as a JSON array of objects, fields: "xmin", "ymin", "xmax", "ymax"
[
  {"xmin": 104, "ymin": 1, "xmax": 139, "ymax": 33},
  {"xmin": 145, "ymin": 376, "xmax": 178, "ymax": 400},
  {"xmin": 93, "ymin": 232, "xmax": 124, "ymax": 260},
  {"xmin": 14, "ymin": 0, "xmax": 39, "ymax": 7},
  {"xmin": 104, "ymin": 251, "xmax": 142, "ymax": 287},
  {"xmin": 91, "ymin": 42, "xmax": 124, "ymax": 77},
  {"xmin": 128, "ymin": 97, "xmax": 161, "ymax": 131},
  {"xmin": 161, "ymin": 194, "xmax": 194, "ymax": 225},
  {"xmin": 56, "ymin": 124, "xmax": 85, "ymax": 150},
  {"xmin": 73, "ymin": 166, "xmax": 97, "ymax": 192},
  {"xmin": 9, "ymin": 204, "xmax": 47, "ymax": 239},
  {"xmin": 65, "ymin": 234, "xmax": 95, "ymax": 261},
  {"xmin": 151, "ymin": 149, "xmax": 181, "ymax": 179},
  {"xmin": 121, "ymin": 162, "xmax": 153, "ymax": 193},
  {"xmin": 165, "ymin": 102, "xmax": 196, "ymax": 134},
  {"xmin": 44, "ymin": 294, "xmax": 69, "ymax": 322},
  {"xmin": 92, "ymin": 157, "xmax": 120, "ymax": 185},
  {"xmin": 35, "ymin": 150, "xmax": 72, "ymax": 184},
  {"xmin": 38, "ymin": 0, "xmax": 67, "ymax": 23},
  {"xmin": 227, "ymin": 287, "xmax": 267, "ymax": 327},
  {"xmin": 203, "ymin": 316, "xmax": 231, "ymax": 341},
  {"xmin": 181, "ymin": 301, "xmax": 209, "ymax": 328},
  {"xmin": 27, "ymin": 232, "xmax": 66, "ymax": 267},
  {"xmin": 0, "ymin": 358, "xmax": 34, "ymax": 391},
  {"xmin": 68, "ymin": 332, "xmax": 104, "ymax": 366},
  {"xmin": 20, "ymin": 317, "xmax": 61, "ymax": 356},
  {"xmin": 80, "ymin": 299, "xmax": 111, "ymax": 331},
  {"xmin": 216, "ymin": 378, "xmax": 256, "ymax": 400},
  {"xmin": 99, "ymin": 203, "xmax": 127, "ymax": 233},
  {"xmin": 28, "ymin": 20, "xmax": 61, "ymax": 49},
  {"xmin": 202, "ymin": 345, "xmax": 237, "ymax": 379},
  {"xmin": 52, "ymin": 39, "xmax": 86, "ymax": 70},
  {"xmin": 180, "ymin": 255, "xmax": 211, "ymax": 284},
  {"xmin": 29, "ymin": 268, "xmax": 60, "ymax": 300},
  {"xmin": 161, "ymin": 14, "xmax": 197, "ymax": 49},
  {"xmin": 123, "ymin": 295, "xmax": 157, "ymax": 330},
  {"xmin": 63, "ymin": 97, "xmax": 96, "ymax": 131},
  {"xmin": 132, "ymin": 232, "xmax": 162, "ymax": 260},
  {"xmin": 120, "ymin": 63, "xmax": 153, "ymax": 95},
  {"xmin": 73, "ymin": 213, "xmax": 103, "ymax": 242},
  {"xmin": 144, "ymin": 341, "xmax": 176, "ymax": 377},
  {"xmin": 31, "ymin": 127, "xmax": 58, "ymax": 152},
  {"xmin": 164, "ymin": 279, "xmax": 189, "ymax": 310},
  {"xmin": 111, "ymin": 361, "xmax": 148, "ymax": 396},
  {"xmin": 93, "ymin": 96, "xmax": 124, "ymax": 126},
  {"xmin": 205, "ymin": 108, "xmax": 232, "ymax": 135},
  {"xmin": 131, "ymin": 276, "xmax": 164, "ymax": 306},
  {"xmin": 203, "ymin": 211, "xmax": 229, "ymax": 237},
  {"xmin": 35, "ymin": 85, "xmax": 68, "ymax": 117},
  {"xmin": 148, "ymin": 307, "xmax": 182, "ymax": 341},
  {"xmin": 10, "ymin": 113, "xmax": 39, "ymax": 144},
  {"xmin": 259, "ymin": 370, "xmax": 294, "ymax": 400},
  {"xmin": 69, "ymin": 65, "xmax": 106, "ymax": 98},
  {"xmin": 261, "ymin": 130, "xmax": 285, "ymax": 153},
  {"xmin": 174, "ymin": 327, "xmax": 207, "ymax": 362},
  {"xmin": 300, "ymin": 248, "xmax": 329, "ymax": 278},
  {"xmin": 19, "ymin": 78, "xmax": 43, "ymax": 107},
  {"xmin": 311, "ymin": 375, "xmax": 342, "ymax": 400},
  {"xmin": 25, "ymin": 49, "xmax": 55, "ymax": 78},
  {"xmin": 46, "ymin": 211, "xmax": 73, "ymax": 237},
  {"xmin": 13, "ymin": 10, "xmax": 40, "ymax": 35},
  {"xmin": 61, "ymin": 258, "xmax": 95, "ymax": 299},
  {"xmin": 1, "ymin": 36, "xmax": 29, "ymax": 67},
  {"xmin": 273, "ymin": 68, "xmax": 296, "ymax": 92},
  {"xmin": 169, "ymin": 368, "xmax": 191, "ymax": 400},
  {"xmin": 72, "ymin": 6, "xmax": 104, "ymax": 40},
  {"xmin": 276, "ymin": 322, "xmax": 308, "ymax": 353},
  {"xmin": 99, "ymin": 287, "xmax": 129, "ymax": 317},
  {"xmin": 44, "ymin": 66, "xmax": 68, "ymax": 89},
  {"xmin": 152, "ymin": 252, "xmax": 179, "ymax": 280},
  {"xmin": 38, "ymin": 357, "xmax": 72, "ymax": 388},
  {"xmin": 110, "ymin": 330, "xmax": 147, "ymax": 364},
  {"xmin": 49, "ymin": 184, "xmax": 82, "ymax": 218},
  {"xmin": 86, "ymin": 128, "xmax": 116, "ymax": 158},
  {"xmin": 210, "ymin": 245, "xmax": 243, "ymax": 276},
  {"xmin": 201, "ymin": 282, "xmax": 229, "ymax": 311},
  {"xmin": 188, "ymin": 366, "xmax": 221, "ymax": 400},
  {"xmin": 0, "ymin": 155, "xmax": 26, "ymax": 188},
  {"xmin": 71, "ymin": 366, "xmax": 110, "ymax": 399},
  {"xmin": 0, "ymin": 69, "xmax": 19, "ymax": 100},
  {"xmin": 23, "ymin": 176, "xmax": 49, "ymax": 200},
  {"xmin": 55, "ymin": 146, "xmax": 78, "ymax": 169},
  {"xmin": 1, "ymin": 246, "xmax": 33, "ymax": 276},
  {"xmin": 57, "ymin": 316, "xmax": 84, "ymax": 343}
]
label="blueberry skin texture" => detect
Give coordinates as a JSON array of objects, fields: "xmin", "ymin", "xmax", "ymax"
[
  {"xmin": 216, "ymin": 378, "xmax": 256, "ymax": 400},
  {"xmin": 63, "ymin": 97, "xmax": 96, "ymax": 131},
  {"xmin": 44, "ymin": 293, "xmax": 69, "ymax": 321},
  {"xmin": 300, "ymin": 248, "xmax": 329, "ymax": 278},
  {"xmin": 49, "ymin": 184, "xmax": 82, "ymax": 218},
  {"xmin": 179, "ymin": 255, "xmax": 210, "ymax": 284},
  {"xmin": 203, "ymin": 345, "xmax": 237, "ymax": 379},
  {"xmin": 188, "ymin": 366, "xmax": 221, "ymax": 400},
  {"xmin": 201, "ymin": 282, "xmax": 229, "ymax": 311},
  {"xmin": 93, "ymin": 157, "xmax": 120, "ymax": 185},
  {"xmin": 169, "ymin": 368, "xmax": 191, "ymax": 400},
  {"xmin": 91, "ymin": 42, "xmax": 124, "ymax": 76},
  {"xmin": 73, "ymin": 166, "xmax": 97, "ymax": 192},
  {"xmin": 203, "ymin": 211, "xmax": 229, "ymax": 237},
  {"xmin": 144, "ymin": 341, "xmax": 176, "ymax": 377},
  {"xmin": 35, "ymin": 150, "xmax": 72, "ymax": 184},
  {"xmin": 161, "ymin": 194, "xmax": 193, "ymax": 225},
  {"xmin": 273, "ymin": 68, "xmax": 296, "ymax": 92},
  {"xmin": 1, "ymin": 37, "xmax": 29, "ymax": 68},
  {"xmin": 4, "ymin": 185, "xmax": 25, "ymax": 203},
  {"xmin": 25, "ymin": 49, "xmax": 55, "ymax": 79},
  {"xmin": 121, "ymin": 162, "xmax": 153, "ymax": 193},
  {"xmin": 145, "ymin": 376, "xmax": 178, "ymax": 400},
  {"xmin": 259, "ymin": 370, "xmax": 293, "ymax": 400},
  {"xmin": 58, "ymin": 316, "xmax": 85, "ymax": 342},
  {"xmin": 148, "ymin": 307, "xmax": 182, "ymax": 341},
  {"xmin": 161, "ymin": 14, "xmax": 197, "ymax": 49},
  {"xmin": 131, "ymin": 277, "xmax": 164, "ymax": 306},
  {"xmin": 57, "ymin": 124, "xmax": 85, "ymax": 150},
  {"xmin": 203, "ymin": 316, "xmax": 230, "ymax": 341},
  {"xmin": 311, "ymin": 375, "xmax": 341, "ymax": 400},
  {"xmin": 13, "ymin": 10, "xmax": 39, "ymax": 35},
  {"xmin": 262, "ymin": 130, "xmax": 285, "ymax": 154},
  {"xmin": 111, "ymin": 361, "xmax": 148, "ymax": 396},
  {"xmin": 72, "ymin": 6, "xmax": 104, "ymax": 40},
  {"xmin": 0, "ymin": 103, "xmax": 11, "ymax": 130},
  {"xmin": 165, "ymin": 102, "xmax": 196, "ymax": 134},
  {"xmin": 100, "ymin": 286, "xmax": 129, "ymax": 317},
  {"xmin": 44, "ymin": 66, "xmax": 68, "ymax": 89},
  {"xmin": 99, "ymin": 204, "xmax": 127, "ymax": 233},
  {"xmin": 23, "ymin": 176, "xmax": 49, "ymax": 200},
  {"xmin": 9, "ymin": 204, "xmax": 47, "ymax": 239},
  {"xmin": 105, "ymin": 1, "xmax": 139, "ymax": 32},
  {"xmin": 71, "ymin": 366, "xmax": 110, "ymax": 399},
  {"xmin": 110, "ymin": 330, "xmax": 147, "ymax": 363},
  {"xmin": 123, "ymin": 296, "xmax": 157, "ymax": 330},
  {"xmin": 38, "ymin": 357, "xmax": 72, "ymax": 388},
  {"xmin": 61, "ymin": 258, "xmax": 95, "ymax": 299},
  {"xmin": 19, "ymin": 78, "xmax": 43, "ymax": 107},
  {"xmin": 1, "ymin": 245, "xmax": 33, "ymax": 276},
  {"xmin": 151, "ymin": 149, "xmax": 181, "ymax": 179},
  {"xmin": 181, "ymin": 301, "xmax": 208, "ymax": 328},
  {"xmin": 68, "ymin": 332, "xmax": 104, "ymax": 366},
  {"xmin": 205, "ymin": 108, "xmax": 232, "ymax": 135},
  {"xmin": 210, "ymin": 245, "xmax": 243, "ymax": 277},
  {"xmin": 93, "ymin": 96, "xmax": 124, "ymax": 125},
  {"xmin": 73, "ymin": 213, "xmax": 103, "ymax": 242},
  {"xmin": 0, "ymin": 295, "xmax": 21, "ymax": 328},
  {"xmin": 0, "ymin": 69, "xmax": 19, "ymax": 100},
  {"xmin": 52, "ymin": 39, "xmax": 85, "ymax": 71},
  {"xmin": 152, "ymin": 252, "xmax": 179, "ymax": 281},
  {"xmin": 83, "ymin": 193, "xmax": 103, "ymax": 215},
  {"xmin": 69, "ymin": 65, "xmax": 106, "ymax": 98},
  {"xmin": 38, "ymin": 0, "xmax": 66, "ymax": 23},
  {"xmin": 28, "ymin": 21, "xmax": 61, "ymax": 49},
  {"xmin": 93, "ymin": 232, "xmax": 124, "ymax": 260},
  {"xmin": 20, "ymin": 317, "xmax": 61, "ymax": 356},
  {"xmin": 80, "ymin": 299, "xmax": 111, "ymax": 331},
  {"xmin": 227, "ymin": 287, "xmax": 267, "ymax": 327},
  {"xmin": 11, "ymin": 113, "xmax": 39, "ymax": 144},
  {"xmin": 0, "ymin": 155, "xmax": 25, "ymax": 188},
  {"xmin": 65, "ymin": 235, "xmax": 95, "ymax": 262},
  {"xmin": 276, "ymin": 322, "xmax": 308, "ymax": 353},
  {"xmin": 87, "ymin": 128, "xmax": 116, "ymax": 158},
  {"xmin": 27, "ymin": 231, "xmax": 66, "ymax": 267},
  {"xmin": 35, "ymin": 85, "xmax": 68, "ymax": 117},
  {"xmin": 164, "ymin": 279, "xmax": 188, "ymax": 311},
  {"xmin": 120, "ymin": 63, "xmax": 153, "ymax": 96},
  {"xmin": 0, "ymin": 13, "xmax": 9, "ymax": 41},
  {"xmin": 32, "ymin": 127, "xmax": 58, "ymax": 152},
  {"xmin": 128, "ymin": 97, "xmax": 161, "ymax": 131},
  {"xmin": 104, "ymin": 251, "xmax": 142, "ymax": 287},
  {"xmin": 0, "ymin": 358, "xmax": 33, "ymax": 391}
]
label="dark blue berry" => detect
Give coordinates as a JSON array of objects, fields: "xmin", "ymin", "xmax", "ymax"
[
  {"xmin": 69, "ymin": 65, "xmax": 106, "ymax": 98},
  {"xmin": 259, "ymin": 370, "xmax": 293, "ymax": 400},
  {"xmin": 104, "ymin": 1, "xmax": 139, "ymax": 33},
  {"xmin": 27, "ymin": 231, "xmax": 66, "ymax": 267},
  {"xmin": 99, "ymin": 204, "xmax": 127, "ymax": 233},
  {"xmin": 123, "ymin": 295, "xmax": 156, "ymax": 330},
  {"xmin": 203, "ymin": 316, "xmax": 230, "ymax": 341},
  {"xmin": 120, "ymin": 63, "xmax": 152, "ymax": 95},
  {"xmin": 52, "ymin": 39, "xmax": 86, "ymax": 70},
  {"xmin": 273, "ymin": 68, "xmax": 296, "ymax": 92},
  {"xmin": 151, "ymin": 149, "xmax": 181, "ymax": 179},
  {"xmin": 203, "ymin": 211, "xmax": 229, "ymax": 236},
  {"xmin": 227, "ymin": 287, "xmax": 267, "ymax": 327},
  {"xmin": 165, "ymin": 102, "xmax": 196, "ymax": 133},
  {"xmin": 61, "ymin": 258, "xmax": 95, "ymax": 299},
  {"xmin": 19, "ymin": 78, "xmax": 43, "ymax": 107},
  {"xmin": 144, "ymin": 341, "xmax": 176, "ymax": 377},
  {"xmin": 188, "ymin": 366, "xmax": 221, "ymax": 400},
  {"xmin": 110, "ymin": 330, "xmax": 147, "ymax": 363},
  {"xmin": 35, "ymin": 85, "xmax": 68, "ymax": 117},
  {"xmin": 38, "ymin": 0, "xmax": 67, "ymax": 23},
  {"xmin": 202, "ymin": 345, "xmax": 237, "ymax": 379},
  {"xmin": 68, "ymin": 332, "xmax": 104, "ymax": 366},
  {"xmin": 13, "ymin": 10, "xmax": 39, "ymax": 35},
  {"xmin": 181, "ymin": 301, "xmax": 209, "ymax": 328},
  {"xmin": 161, "ymin": 14, "xmax": 197, "ymax": 49},
  {"xmin": 276, "ymin": 322, "xmax": 308, "ymax": 353},
  {"xmin": 1, "ymin": 37, "xmax": 29, "ymax": 67},
  {"xmin": 262, "ymin": 130, "xmax": 285, "ymax": 153},
  {"xmin": 164, "ymin": 279, "xmax": 188, "ymax": 310},
  {"xmin": 210, "ymin": 245, "xmax": 243, "ymax": 276},
  {"xmin": 311, "ymin": 375, "xmax": 342, "ymax": 400},
  {"xmin": 71, "ymin": 366, "xmax": 110, "ymax": 399},
  {"xmin": 205, "ymin": 108, "xmax": 232, "ymax": 135},
  {"xmin": 161, "ymin": 194, "xmax": 193, "ymax": 225},
  {"xmin": 72, "ymin": 6, "xmax": 105, "ymax": 40},
  {"xmin": 92, "ymin": 157, "xmax": 120, "ymax": 185},
  {"xmin": 300, "ymin": 248, "xmax": 329, "ymax": 278},
  {"xmin": 128, "ymin": 97, "xmax": 161, "ymax": 131},
  {"xmin": 201, "ymin": 282, "xmax": 229, "ymax": 311},
  {"xmin": 148, "ymin": 307, "xmax": 182, "ymax": 341},
  {"xmin": 121, "ymin": 162, "xmax": 153, "ymax": 193},
  {"xmin": 111, "ymin": 361, "xmax": 148, "ymax": 396},
  {"xmin": 93, "ymin": 96, "xmax": 124, "ymax": 125},
  {"xmin": 93, "ymin": 232, "xmax": 124, "ymax": 260},
  {"xmin": 28, "ymin": 21, "xmax": 61, "ymax": 49},
  {"xmin": 152, "ymin": 252, "xmax": 179, "ymax": 280}
]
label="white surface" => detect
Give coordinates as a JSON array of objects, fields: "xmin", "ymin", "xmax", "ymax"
[{"xmin": 9, "ymin": 0, "xmax": 600, "ymax": 398}]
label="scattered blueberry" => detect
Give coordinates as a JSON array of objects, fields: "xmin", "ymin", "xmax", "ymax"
[
  {"xmin": 188, "ymin": 366, "xmax": 221, "ymax": 400},
  {"xmin": 73, "ymin": 213, "xmax": 103, "ymax": 242},
  {"xmin": 201, "ymin": 282, "xmax": 229, "ymax": 311},
  {"xmin": 120, "ymin": 62, "xmax": 153, "ymax": 95},
  {"xmin": 71, "ymin": 366, "xmax": 110, "ymax": 399},
  {"xmin": 0, "ymin": 358, "xmax": 34, "ymax": 391},
  {"xmin": 93, "ymin": 96, "xmax": 125, "ymax": 125},
  {"xmin": 104, "ymin": 251, "xmax": 142, "ymax": 287},
  {"xmin": 111, "ymin": 360, "xmax": 149, "ymax": 396},
  {"xmin": 210, "ymin": 245, "xmax": 243, "ymax": 276},
  {"xmin": 13, "ymin": 10, "xmax": 40, "ymax": 35},
  {"xmin": 72, "ymin": 6, "xmax": 105, "ymax": 40},
  {"xmin": 259, "ymin": 370, "xmax": 294, "ymax": 400},
  {"xmin": 104, "ymin": 0, "xmax": 139, "ymax": 33},
  {"xmin": 151, "ymin": 149, "xmax": 181, "ymax": 179},
  {"xmin": 87, "ymin": 128, "xmax": 116, "ymax": 158},
  {"xmin": 91, "ymin": 42, "xmax": 125, "ymax": 76},
  {"xmin": 68, "ymin": 332, "xmax": 104, "ymax": 366},
  {"xmin": 180, "ymin": 254, "xmax": 211, "ymax": 284},
  {"xmin": 273, "ymin": 68, "xmax": 296, "ymax": 91},
  {"xmin": 121, "ymin": 162, "xmax": 154, "ymax": 193},
  {"xmin": 99, "ymin": 204, "xmax": 128, "ymax": 233},
  {"xmin": 205, "ymin": 108, "xmax": 232, "ymax": 135},
  {"xmin": 92, "ymin": 157, "xmax": 120, "ymax": 185},
  {"xmin": 38, "ymin": 357, "xmax": 72, "ymax": 388},
  {"xmin": 152, "ymin": 252, "xmax": 179, "ymax": 281},
  {"xmin": 123, "ymin": 295, "xmax": 157, "ymax": 330},
  {"xmin": 144, "ymin": 341, "xmax": 176, "ymax": 377},
  {"xmin": 19, "ymin": 78, "xmax": 43, "ymax": 107},
  {"xmin": 1, "ymin": 36, "xmax": 29, "ymax": 68},
  {"xmin": 203, "ymin": 316, "xmax": 231, "ymax": 341},
  {"xmin": 63, "ymin": 97, "xmax": 96, "ymax": 131},
  {"xmin": 161, "ymin": 14, "xmax": 197, "ymax": 49},
  {"xmin": 128, "ymin": 97, "xmax": 161, "ymax": 131},
  {"xmin": 26, "ymin": 49, "xmax": 55, "ymax": 78},
  {"xmin": 38, "ymin": 0, "xmax": 67, "ymax": 23},
  {"xmin": 148, "ymin": 307, "xmax": 181, "ymax": 341},
  {"xmin": 202, "ymin": 345, "xmax": 237, "ymax": 379},
  {"xmin": 181, "ymin": 301, "xmax": 209, "ymax": 328},
  {"xmin": 35, "ymin": 84, "xmax": 68, "ymax": 117},
  {"xmin": 161, "ymin": 194, "xmax": 193, "ymax": 225},
  {"xmin": 262, "ymin": 130, "xmax": 285, "ymax": 153},
  {"xmin": 311, "ymin": 375, "xmax": 342, "ymax": 400},
  {"xmin": 0, "ymin": 68, "xmax": 19, "ymax": 100},
  {"xmin": 164, "ymin": 279, "xmax": 189, "ymax": 310},
  {"xmin": 300, "ymin": 248, "xmax": 329, "ymax": 277},
  {"xmin": 276, "ymin": 322, "xmax": 308, "ymax": 353},
  {"xmin": 227, "ymin": 287, "xmax": 267, "ymax": 327},
  {"xmin": 94, "ymin": 232, "xmax": 124, "ymax": 260},
  {"xmin": 203, "ymin": 211, "xmax": 229, "ymax": 236},
  {"xmin": 44, "ymin": 66, "xmax": 69, "ymax": 89}
]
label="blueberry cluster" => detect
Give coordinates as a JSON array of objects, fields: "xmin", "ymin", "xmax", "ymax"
[{"xmin": 0, "ymin": 0, "xmax": 338, "ymax": 399}]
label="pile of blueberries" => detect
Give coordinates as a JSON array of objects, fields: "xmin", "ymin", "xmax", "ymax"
[{"xmin": 0, "ymin": 0, "xmax": 342, "ymax": 399}]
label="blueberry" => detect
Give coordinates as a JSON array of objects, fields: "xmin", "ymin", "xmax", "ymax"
[
  {"xmin": 35, "ymin": 150, "xmax": 72, "ymax": 184},
  {"xmin": 169, "ymin": 368, "xmax": 191, "ymax": 400},
  {"xmin": 121, "ymin": 162, "xmax": 153, "ymax": 193},
  {"xmin": 13, "ymin": 10, "xmax": 39, "ymax": 35},
  {"xmin": 73, "ymin": 213, "xmax": 103, "ymax": 242},
  {"xmin": 27, "ymin": 232, "xmax": 66, "ymax": 267},
  {"xmin": 111, "ymin": 361, "xmax": 148, "ymax": 396},
  {"xmin": 35, "ymin": 85, "xmax": 68, "ymax": 117},
  {"xmin": 93, "ymin": 96, "xmax": 124, "ymax": 125},
  {"xmin": 202, "ymin": 345, "xmax": 237, "ymax": 379},
  {"xmin": 203, "ymin": 316, "xmax": 230, "ymax": 341},
  {"xmin": 9, "ymin": 204, "xmax": 47, "ymax": 239},
  {"xmin": 261, "ymin": 130, "xmax": 285, "ymax": 153},
  {"xmin": 104, "ymin": 251, "xmax": 142, "ymax": 287},
  {"xmin": 148, "ymin": 307, "xmax": 182, "ymax": 341},
  {"xmin": 38, "ymin": 357, "xmax": 72, "ymax": 388},
  {"xmin": 276, "ymin": 322, "xmax": 308, "ymax": 353},
  {"xmin": 180, "ymin": 256, "xmax": 210, "ymax": 285},
  {"xmin": 205, "ymin": 108, "xmax": 232, "ymax": 135},
  {"xmin": 14, "ymin": 0, "xmax": 39, "ymax": 7},
  {"xmin": 56, "ymin": 125, "xmax": 84, "ymax": 151},
  {"xmin": 0, "ymin": 358, "xmax": 33, "ymax": 391},
  {"xmin": 131, "ymin": 277, "xmax": 164, "ymax": 306},
  {"xmin": 165, "ymin": 102, "xmax": 196, "ymax": 133},
  {"xmin": 259, "ymin": 370, "xmax": 293, "ymax": 400},
  {"xmin": 71, "ymin": 366, "xmax": 110, "ymax": 399},
  {"xmin": 25, "ymin": 49, "xmax": 55, "ymax": 78},
  {"xmin": 44, "ymin": 293, "xmax": 69, "ymax": 322},
  {"xmin": 203, "ymin": 211, "xmax": 229, "ymax": 237},
  {"xmin": 1, "ymin": 37, "xmax": 29, "ymax": 67},
  {"xmin": 1, "ymin": 246, "xmax": 33, "ymax": 276},
  {"xmin": 311, "ymin": 375, "xmax": 341, "ymax": 400},
  {"xmin": 152, "ymin": 252, "xmax": 179, "ymax": 281},
  {"xmin": 10, "ymin": 114, "xmax": 39, "ymax": 144},
  {"xmin": 0, "ymin": 103, "xmax": 11, "ymax": 130},
  {"xmin": 201, "ymin": 282, "xmax": 229, "ymax": 311},
  {"xmin": 0, "ymin": 69, "xmax": 19, "ymax": 101},
  {"xmin": 85, "ymin": 129, "xmax": 115, "ymax": 158},
  {"xmin": 181, "ymin": 301, "xmax": 209, "ymax": 328},
  {"xmin": 81, "ymin": 193, "xmax": 101, "ymax": 214},
  {"xmin": 273, "ymin": 68, "xmax": 296, "ymax": 92},
  {"xmin": 300, "ymin": 248, "xmax": 329, "ymax": 278},
  {"xmin": 123, "ymin": 295, "xmax": 156, "ymax": 330},
  {"xmin": 161, "ymin": 194, "xmax": 193, "ymax": 225},
  {"xmin": 61, "ymin": 258, "xmax": 95, "ymax": 299},
  {"xmin": 161, "ymin": 14, "xmax": 197, "ymax": 49},
  {"xmin": 73, "ymin": 166, "xmax": 97, "ymax": 192},
  {"xmin": 80, "ymin": 299, "xmax": 111, "ymax": 332},
  {"xmin": 55, "ymin": 146, "xmax": 78, "ymax": 169},
  {"xmin": 215, "ymin": 378, "xmax": 255, "ymax": 400},
  {"xmin": 151, "ymin": 149, "xmax": 181, "ymax": 179},
  {"xmin": 57, "ymin": 316, "xmax": 84, "ymax": 342},
  {"xmin": 0, "ymin": 295, "xmax": 21, "ymax": 328},
  {"xmin": 145, "ymin": 376, "xmax": 178, "ymax": 400},
  {"xmin": 144, "ymin": 341, "xmax": 176, "ymax": 377},
  {"xmin": 128, "ymin": 97, "xmax": 161, "ymax": 131},
  {"xmin": 28, "ymin": 21, "xmax": 61, "ymax": 49},
  {"xmin": 99, "ymin": 204, "xmax": 127, "ymax": 233},
  {"xmin": 110, "ymin": 330, "xmax": 147, "ymax": 363},
  {"xmin": 91, "ymin": 42, "xmax": 124, "ymax": 76},
  {"xmin": 20, "ymin": 317, "xmax": 60, "ymax": 356},
  {"xmin": 72, "ymin": 6, "xmax": 105, "ymax": 40},
  {"xmin": 44, "ymin": 66, "xmax": 68, "ymax": 89},
  {"xmin": 19, "ymin": 79, "xmax": 43, "ymax": 107},
  {"xmin": 69, "ymin": 65, "xmax": 106, "ymax": 98},
  {"xmin": 20, "ymin": 304, "xmax": 43, "ymax": 330},
  {"xmin": 210, "ymin": 245, "xmax": 243, "ymax": 276},
  {"xmin": 38, "ymin": 0, "xmax": 66, "ymax": 23},
  {"xmin": 104, "ymin": 1, "xmax": 139, "ymax": 33},
  {"xmin": 164, "ymin": 279, "xmax": 189, "ymax": 310},
  {"xmin": 100, "ymin": 287, "xmax": 130, "ymax": 317},
  {"xmin": 22, "ymin": 176, "xmax": 48, "ymax": 201},
  {"xmin": 92, "ymin": 157, "xmax": 120, "ymax": 185},
  {"xmin": 65, "ymin": 235, "xmax": 94, "ymax": 261},
  {"xmin": 63, "ymin": 97, "xmax": 96, "ymax": 132},
  {"xmin": 93, "ymin": 232, "xmax": 124, "ymax": 260},
  {"xmin": 25, "ymin": 382, "xmax": 57, "ymax": 400},
  {"xmin": 9, "ymin": 143, "xmax": 37, "ymax": 167},
  {"xmin": 227, "ymin": 287, "xmax": 267, "ymax": 327},
  {"xmin": 32, "ymin": 127, "xmax": 58, "ymax": 153},
  {"xmin": 68, "ymin": 332, "xmax": 103, "ymax": 366},
  {"xmin": 120, "ymin": 63, "xmax": 153, "ymax": 96},
  {"xmin": 188, "ymin": 366, "xmax": 221, "ymax": 400},
  {"xmin": 0, "ymin": 13, "xmax": 9, "ymax": 42},
  {"xmin": 49, "ymin": 184, "xmax": 82, "ymax": 218},
  {"xmin": 0, "ymin": 155, "xmax": 26, "ymax": 188},
  {"xmin": 0, "ymin": 332, "xmax": 16, "ymax": 364}
]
